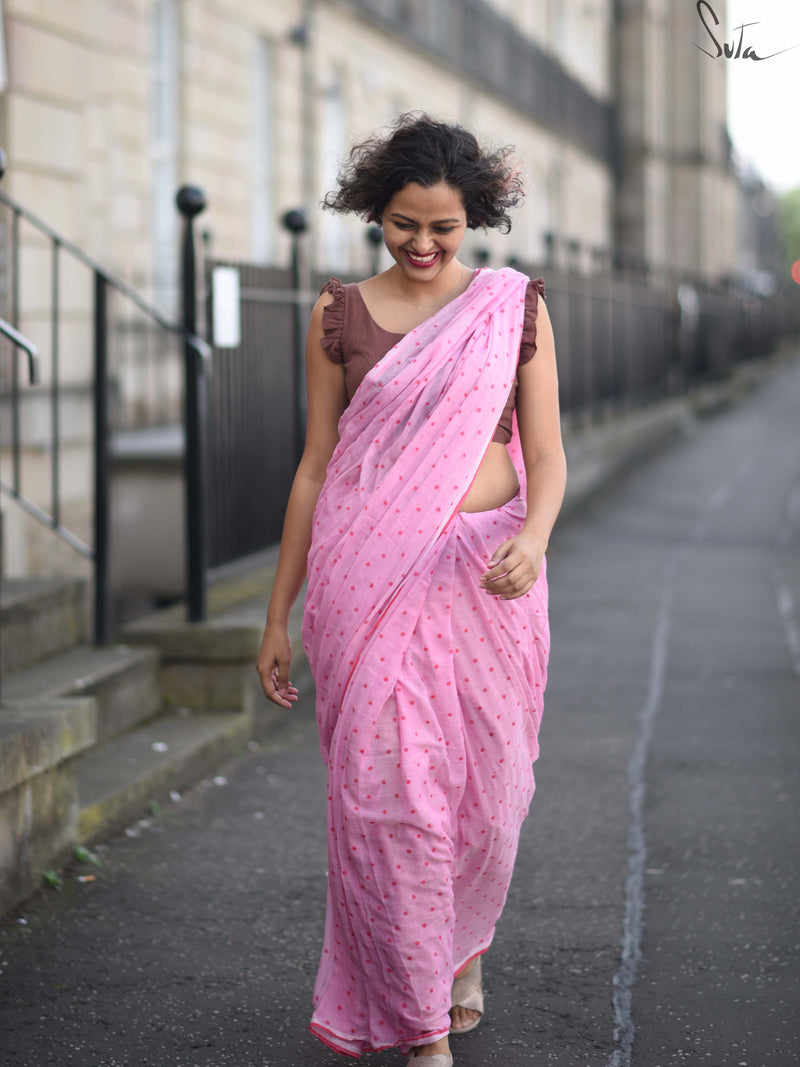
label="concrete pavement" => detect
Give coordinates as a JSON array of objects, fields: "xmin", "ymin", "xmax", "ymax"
[{"xmin": 1, "ymin": 354, "xmax": 799, "ymax": 1067}]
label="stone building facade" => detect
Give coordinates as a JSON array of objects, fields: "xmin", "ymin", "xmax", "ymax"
[
  {"xmin": 0, "ymin": 0, "xmax": 739, "ymax": 301},
  {"xmin": 614, "ymin": 0, "xmax": 738, "ymax": 280}
]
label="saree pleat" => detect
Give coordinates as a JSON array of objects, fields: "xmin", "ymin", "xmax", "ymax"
[{"xmin": 302, "ymin": 269, "xmax": 551, "ymax": 1056}]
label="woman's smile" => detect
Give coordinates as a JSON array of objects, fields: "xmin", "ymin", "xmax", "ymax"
[{"xmin": 403, "ymin": 248, "xmax": 443, "ymax": 269}]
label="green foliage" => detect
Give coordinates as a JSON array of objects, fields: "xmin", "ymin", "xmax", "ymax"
[
  {"xmin": 73, "ymin": 845, "xmax": 102, "ymax": 867},
  {"xmin": 43, "ymin": 869, "xmax": 64, "ymax": 891},
  {"xmin": 148, "ymin": 799, "xmax": 161, "ymax": 817},
  {"xmin": 778, "ymin": 187, "xmax": 800, "ymax": 277}
]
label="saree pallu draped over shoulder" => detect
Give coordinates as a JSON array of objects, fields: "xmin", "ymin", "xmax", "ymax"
[{"xmin": 302, "ymin": 268, "xmax": 550, "ymax": 1057}]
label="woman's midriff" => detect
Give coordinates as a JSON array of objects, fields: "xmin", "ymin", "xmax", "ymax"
[{"xmin": 459, "ymin": 442, "xmax": 520, "ymax": 513}]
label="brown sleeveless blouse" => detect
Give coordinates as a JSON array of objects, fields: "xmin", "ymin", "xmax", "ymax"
[{"xmin": 319, "ymin": 273, "xmax": 545, "ymax": 444}]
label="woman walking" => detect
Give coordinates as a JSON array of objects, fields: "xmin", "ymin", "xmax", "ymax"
[{"xmin": 256, "ymin": 114, "xmax": 566, "ymax": 1064}]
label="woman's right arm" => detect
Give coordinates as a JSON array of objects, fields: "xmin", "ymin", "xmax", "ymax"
[{"xmin": 255, "ymin": 292, "xmax": 347, "ymax": 707}]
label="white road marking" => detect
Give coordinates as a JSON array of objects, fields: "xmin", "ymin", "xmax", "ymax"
[{"xmin": 607, "ymin": 453, "xmax": 759, "ymax": 1067}]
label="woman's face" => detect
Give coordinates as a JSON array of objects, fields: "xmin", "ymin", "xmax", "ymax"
[{"xmin": 381, "ymin": 181, "xmax": 468, "ymax": 283}]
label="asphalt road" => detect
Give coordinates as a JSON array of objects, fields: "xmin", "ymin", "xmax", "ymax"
[{"xmin": 2, "ymin": 355, "xmax": 799, "ymax": 1067}]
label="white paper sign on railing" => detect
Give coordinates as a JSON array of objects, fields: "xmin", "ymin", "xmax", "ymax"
[{"xmin": 212, "ymin": 267, "xmax": 241, "ymax": 349}]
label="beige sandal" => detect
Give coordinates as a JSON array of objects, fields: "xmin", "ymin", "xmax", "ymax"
[
  {"xmin": 449, "ymin": 956, "xmax": 484, "ymax": 1035},
  {"xmin": 406, "ymin": 1056, "xmax": 453, "ymax": 1066}
]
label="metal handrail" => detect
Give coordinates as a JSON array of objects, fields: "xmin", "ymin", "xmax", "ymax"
[
  {"xmin": 0, "ymin": 316, "xmax": 39, "ymax": 384},
  {"xmin": 0, "ymin": 151, "xmax": 213, "ymax": 641},
  {"xmin": 0, "ymin": 186, "xmax": 211, "ymax": 366},
  {"xmin": 0, "ymin": 321, "xmax": 48, "ymax": 695}
]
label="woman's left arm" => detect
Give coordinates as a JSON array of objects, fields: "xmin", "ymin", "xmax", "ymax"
[{"xmin": 480, "ymin": 298, "xmax": 567, "ymax": 600}]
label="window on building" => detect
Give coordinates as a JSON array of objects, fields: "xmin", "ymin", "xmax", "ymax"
[
  {"xmin": 251, "ymin": 38, "xmax": 277, "ymax": 263},
  {"xmin": 149, "ymin": 0, "xmax": 179, "ymax": 315}
]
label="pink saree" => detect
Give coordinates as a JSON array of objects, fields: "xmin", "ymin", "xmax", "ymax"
[{"xmin": 302, "ymin": 267, "xmax": 550, "ymax": 1056}]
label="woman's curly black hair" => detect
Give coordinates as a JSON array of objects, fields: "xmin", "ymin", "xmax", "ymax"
[{"xmin": 322, "ymin": 113, "xmax": 524, "ymax": 234}]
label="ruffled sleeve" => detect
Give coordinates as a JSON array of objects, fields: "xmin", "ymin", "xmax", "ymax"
[
  {"xmin": 319, "ymin": 277, "xmax": 345, "ymax": 364},
  {"xmin": 519, "ymin": 277, "xmax": 546, "ymax": 366}
]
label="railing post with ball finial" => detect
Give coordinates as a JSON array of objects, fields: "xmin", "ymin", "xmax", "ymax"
[{"xmin": 176, "ymin": 184, "xmax": 208, "ymax": 622}]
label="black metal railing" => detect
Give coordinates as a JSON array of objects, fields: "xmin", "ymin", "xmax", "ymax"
[
  {"xmin": 203, "ymin": 259, "xmax": 299, "ymax": 568},
  {"xmin": 533, "ymin": 255, "xmax": 800, "ymax": 418},
  {"xmin": 176, "ymin": 186, "xmax": 210, "ymax": 623},
  {"xmin": 201, "ymin": 210, "xmax": 352, "ymax": 573},
  {"xmin": 0, "ymin": 155, "xmax": 210, "ymax": 642}
]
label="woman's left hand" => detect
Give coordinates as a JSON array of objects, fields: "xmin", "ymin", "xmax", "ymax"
[{"xmin": 479, "ymin": 533, "xmax": 545, "ymax": 600}]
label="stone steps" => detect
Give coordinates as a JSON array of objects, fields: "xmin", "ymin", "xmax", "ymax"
[
  {"xmin": 0, "ymin": 695, "xmax": 97, "ymax": 799},
  {"xmin": 75, "ymin": 707, "xmax": 252, "ymax": 845},
  {"xmin": 1, "ymin": 577, "xmax": 89, "ymax": 675},
  {"xmin": 121, "ymin": 581, "xmax": 311, "ymax": 726},
  {"xmin": 0, "ymin": 695, "xmax": 97, "ymax": 909},
  {"xmin": 2, "ymin": 643, "xmax": 160, "ymax": 742},
  {"xmin": 0, "ymin": 565, "xmax": 295, "ymax": 915}
]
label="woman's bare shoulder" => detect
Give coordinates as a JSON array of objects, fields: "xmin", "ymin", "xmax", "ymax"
[{"xmin": 355, "ymin": 273, "xmax": 389, "ymax": 299}]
